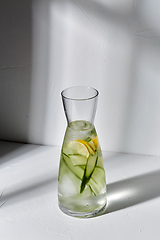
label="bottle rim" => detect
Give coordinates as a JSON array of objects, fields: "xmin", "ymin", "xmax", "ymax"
[{"xmin": 61, "ymin": 86, "xmax": 99, "ymax": 101}]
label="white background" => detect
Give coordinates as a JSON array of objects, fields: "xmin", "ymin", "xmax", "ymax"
[{"xmin": 1, "ymin": 0, "xmax": 160, "ymax": 156}]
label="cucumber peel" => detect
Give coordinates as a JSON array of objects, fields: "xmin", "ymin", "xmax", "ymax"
[{"xmin": 80, "ymin": 155, "xmax": 98, "ymax": 193}]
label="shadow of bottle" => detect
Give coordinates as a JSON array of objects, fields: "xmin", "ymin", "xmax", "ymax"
[{"xmin": 102, "ymin": 170, "xmax": 160, "ymax": 214}]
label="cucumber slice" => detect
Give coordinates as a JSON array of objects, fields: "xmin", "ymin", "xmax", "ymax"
[
  {"xmin": 96, "ymin": 155, "xmax": 104, "ymax": 168},
  {"xmin": 80, "ymin": 154, "xmax": 98, "ymax": 193},
  {"xmin": 89, "ymin": 167, "xmax": 106, "ymax": 195},
  {"xmin": 68, "ymin": 154, "xmax": 87, "ymax": 166},
  {"xmin": 62, "ymin": 152, "xmax": 105, "ymax": 195},
  {"xmin": 80, "ymin": 167, "xmax": 88, "ymax": 193},
  {"xmin": 86, "ymin": 154, "xmax": 98, "ymax": 178},
  {"xmin": 62, "ymin": 152, "xmax": 84, "ymax": 180},
  {"xmin": 84, "ymin": 137, "xmax": 91, "ymax": 142},
  {"xmin": 58, "ymin": 152, "xmax": 69, "ymax": 179}
]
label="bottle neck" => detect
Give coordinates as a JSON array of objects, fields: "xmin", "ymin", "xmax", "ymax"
[
  {"xmin": 62, "ymin": 96, "xmax": 98, "ymax": 125},
  {"xmin": 61, "ymin": 86, "xmax": 99, "ymax": 125}
]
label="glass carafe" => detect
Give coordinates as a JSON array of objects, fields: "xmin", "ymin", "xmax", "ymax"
[{"xmin": 58, "ymin": 86, "xmax": 107, "ymax": 217}]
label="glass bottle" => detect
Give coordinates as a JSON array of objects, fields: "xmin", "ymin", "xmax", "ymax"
[{"xmin": 58, "ymin": 86, "xmax": 107, "ymax": 218}]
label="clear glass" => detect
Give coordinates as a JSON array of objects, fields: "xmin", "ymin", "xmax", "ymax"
[{"xmin": 58, "ymin": 86, "xmax": 107, "ymax": 218}]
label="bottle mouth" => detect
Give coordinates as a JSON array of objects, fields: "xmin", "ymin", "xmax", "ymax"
[{"xmin": 61, "ymin": 86, "xmax": 99, "ymax": 101}]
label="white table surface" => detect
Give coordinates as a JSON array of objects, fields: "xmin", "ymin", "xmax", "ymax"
[{"xmin": 0, "ymin": 141, "xmax": 160, "ymax": 240}]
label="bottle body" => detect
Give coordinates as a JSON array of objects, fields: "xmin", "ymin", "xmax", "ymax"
[
  {"xmin": 58, "ymin": 120, "xmax": 107, "ymax": 217},
  {"xmin": 58, "ymin": 87, "xmax": 107, "ymax": 217}
]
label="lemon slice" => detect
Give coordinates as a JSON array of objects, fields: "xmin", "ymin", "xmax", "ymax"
[
  {"xmin": 65, "ymin": 140, "xmax": 90, "ymax": 157},
  {"xmin": 92, "ymin": 136, "xmax": 97, "ymax": 148},
  {"xmin": 76, "ymin": 140, "xmax": 96, "ymax": 155}
]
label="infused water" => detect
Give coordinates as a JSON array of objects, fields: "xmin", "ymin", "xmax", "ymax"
[{"xmin": 58, "ymin": 120, "xmax": 107, "ymax": 217}]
